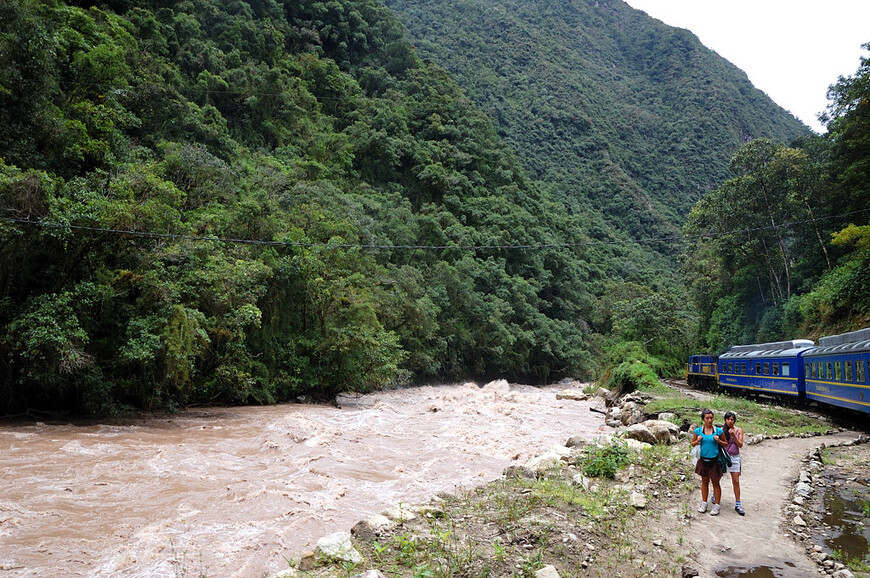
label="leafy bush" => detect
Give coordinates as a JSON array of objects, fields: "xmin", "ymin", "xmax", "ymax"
[
  {"xmin": 580, "ymin": 440, "xmax": 630, "ymax": 479},
  {"xmin": 603, "ymin": 360, "xmax": 661, "ymax": 393},
  {"xmin": 597, "ymin": 340, "xmax": 668, "ymax": 394}
]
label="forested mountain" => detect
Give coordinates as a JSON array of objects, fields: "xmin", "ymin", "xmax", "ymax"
[
  {"xmin": 1, "ymin": 0, "xmax": 854, "ymax": 416},
  {"xmin": 683, "ymin": 51, "xmax": 870, "ymax": 350},
  {"xmin": 0, "ymin": 0, "xmax": 607, "ymax": 414},
  {"xmin": 379, "ymin": 0, "xmax": 870, "ymax": 362},
  {"xmin": 386, "ymin": 0, "xmax": 809, "ymax": 267}
]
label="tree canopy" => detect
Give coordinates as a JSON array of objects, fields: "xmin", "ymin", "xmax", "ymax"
[
  {"xmin": 0, "ymin": 0, "xmax": 846, "ymax": 415},
  {"xmin": 683, "ymin": 44, "xmax": 870, "ymax": 350}
]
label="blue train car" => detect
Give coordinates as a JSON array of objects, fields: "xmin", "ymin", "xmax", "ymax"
[
  {"xmin": 803, "ymin": 328, "xmax": 870, "ymax": 414},
  {"xmin": 686, "ymin": 354, "xmax": 718, "ymax": 389},
  {"xmin": 718, "ymin": 339, "xmax": 816, "ymax": 398}
]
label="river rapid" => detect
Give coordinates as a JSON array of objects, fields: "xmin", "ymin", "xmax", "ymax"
[{"xmin": 0, "ymin": 381, "xmax": 611, "ymax": 577}]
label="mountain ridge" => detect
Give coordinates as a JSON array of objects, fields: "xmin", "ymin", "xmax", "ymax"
[{"xmin": 386, "ymin": 0, "xmax": 810, "ymax": 241}]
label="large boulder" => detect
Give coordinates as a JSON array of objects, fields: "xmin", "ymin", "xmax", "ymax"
[
  {"xmin": 382, "ymin": 504, "xmax": 417, "ymax": 523},
  {"xmin": 524, "ymin": 445, "xmax": 571, "ymax": 473},
  {"xmin": 623, "ymin": 424, "xmax": 657, "ymax": 445},
  {"xmin": 315, "ymin": 531, "xmax": 363, "ymax": 565},
  {"xmin": 620, "ymin": 402, "xmax": 645, "ymax": 426},
  {"xmin": 556, "ymin": 389, "xmax": 590, "ymax": 401},
  {"xmin": 642, "ymin": 419, "xmax": 680, "ymax": 444}
]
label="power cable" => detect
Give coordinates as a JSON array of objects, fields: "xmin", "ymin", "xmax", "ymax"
[{"xmin": 2, "ymin": 208, "xmax": 868, "ymax": 251}]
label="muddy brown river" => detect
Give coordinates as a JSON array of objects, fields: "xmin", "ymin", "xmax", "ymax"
[{"xmin": 0, "ymin": 381, "xmax": 610, "ymax": 577}]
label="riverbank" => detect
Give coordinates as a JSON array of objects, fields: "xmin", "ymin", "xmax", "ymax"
[{"xmin": 291, "ymin": 384, "xmax": 869, "ymax": 578}]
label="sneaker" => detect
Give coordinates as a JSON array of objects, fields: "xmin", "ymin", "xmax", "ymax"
[
  {"xmin": 710, "ymin": 504, "xmax": 720, "ymax": 516},
  {"xmin": 735, "ymin": 505, "xmax": 745, "ymax": 516},
  {"xmin": 698, "ymin": 502, "xmax": 708, "ymax": 513}
]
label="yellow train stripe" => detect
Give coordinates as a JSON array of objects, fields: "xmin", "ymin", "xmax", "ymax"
[
  {"xmin": 806, "ymin": 392, "xmax": 870, "ymax": 408},
  {"xmin": 719, "ymin": 375, "xmax": 799, "ymax": 381},
  {"xmin": 719, "ymin": 384, "xmax": 798, "ymax": 395},
  {"xmin": 805, "ymin": 380, "xmax": 870, "ymax": 390}
]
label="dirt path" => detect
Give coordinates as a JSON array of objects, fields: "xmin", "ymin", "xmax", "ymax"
[{"xmin": 687, "ymin": 430, "xmax": 860, "ymax": 577}]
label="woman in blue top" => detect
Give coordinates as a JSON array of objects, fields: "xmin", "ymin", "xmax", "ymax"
[{"xmin": 691, "ymin": 408, "xmax": 726, "ymax": 515}]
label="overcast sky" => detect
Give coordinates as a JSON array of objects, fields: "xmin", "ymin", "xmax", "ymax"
[{"xmin": 622, "ymin": 0, "xmax": 870, "ymax": 133}]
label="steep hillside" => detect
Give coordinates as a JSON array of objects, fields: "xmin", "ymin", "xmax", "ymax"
[
  {"xmin": 0, "ymin": 0, "xmax": 619, "ymax": 413},
  {"xmin": 386, "ymin": 0, "xmax": 811, "ymax": 249}
]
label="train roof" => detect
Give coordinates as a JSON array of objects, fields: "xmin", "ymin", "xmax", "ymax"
[
  {"xmin": 818, "ymin": 327, "xmax": 870, "ymax": 346},
  {"xmin": 720, "ymin": 339, "xmax": 815, "ymax": 359},
  {"xmin": 806, "ymin": 327, "xmax": 870, "ymax": 356}
]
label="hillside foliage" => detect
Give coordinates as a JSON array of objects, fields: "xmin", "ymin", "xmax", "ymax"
[
  {"xmin": 0, "ymin": 0, "xmax": 607, "ymax": 414},
  {"xmin": 683, "ymin": 43, "xmax": 870, "ymax": 349},
  {"xmin": 386, "ymin": 0, "xmax": 808, "ymax": 259},
  {"xmin": 387, "ymin": 0, "xmax": 868, "ymax": 354},
  {"xmin": 0, "ymin": 0, "xmax": 853, "ymax": 414}
]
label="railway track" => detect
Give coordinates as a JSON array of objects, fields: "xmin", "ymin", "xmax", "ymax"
[{"xmin": 662, "ymin": 377, "xmax": 870, "ymax": 433}]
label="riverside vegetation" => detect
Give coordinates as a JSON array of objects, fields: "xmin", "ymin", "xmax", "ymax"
[
  {"xmin": 288, "ymin": 382, "xmax": 863, "ymax": 578},
  {"xmin": 2, "ymin": 0, "xmax": 870, "ymax": 417},
  {"xmin": 386, "ymin": 0, "xmax": 870, "ymax": 372}
]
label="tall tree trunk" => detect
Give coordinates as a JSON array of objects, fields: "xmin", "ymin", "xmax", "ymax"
[
  {"xmin": 755, "ymin": 272, "xmax": 768, "ymax": 307},
  {"xmin": 759, "ymin": 181, "xmax": 792, "ymax": 298},
  {"xmin": 803, "ymin": 200, "xmax": 833, "ymax": 271},
  {"xmin": 757, "ymin": 234, "xmax": 784, "ymax": 303}
]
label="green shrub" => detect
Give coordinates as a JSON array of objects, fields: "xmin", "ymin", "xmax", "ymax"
[
  {"xmin": 580, "ymin": 440, "xmax": 630, "ymax": 478},
  {"xmin": 600, "ymin": 359, "xmax": 661, "ymax": 394}
]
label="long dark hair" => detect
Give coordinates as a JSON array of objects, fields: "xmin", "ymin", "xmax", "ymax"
[{"xmin": 722, "ymin": 411, "xmax": 737, "ymax": 441}]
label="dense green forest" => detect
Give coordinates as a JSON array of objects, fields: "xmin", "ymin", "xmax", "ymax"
[
  {"xmin": 0, "ymin": 0, "xmax": 866, "ymax": 415},
  {"xmin": 683, "ymin": 50, "xmax": 870, "ymax": 350},
  {"xmin": 380, "ymin": 0, "xmax": 854, "ymax": 385},
  {"xmin": 0, "ymin": 0, "xmax": 606, "ymax": 414},
  {"xmin": 386, "ymin": 0, "xmax": 808, "ymax": 261}
]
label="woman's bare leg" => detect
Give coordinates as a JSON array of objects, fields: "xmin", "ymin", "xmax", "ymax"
[{"xmin": 731, "ymin": 472, "xmax": 741, "ymax": 502}]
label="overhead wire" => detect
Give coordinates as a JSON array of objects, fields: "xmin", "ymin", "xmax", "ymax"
[{"xmin": 1, "ymin": 208, "xmax": 868, "ymax": 251}]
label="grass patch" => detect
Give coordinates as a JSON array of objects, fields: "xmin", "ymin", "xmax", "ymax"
[
  {"xmin": 301, "ymin": 442, "xmax": 700, "ymax": 578},
  {"xmin": 577, "ymin": 439, "xmax": 630, "ymax": 479},
  {"xmin": 643, "ymin": 390, "xmax": 831, "ymax": 437}
]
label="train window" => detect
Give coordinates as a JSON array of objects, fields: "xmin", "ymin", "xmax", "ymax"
[
  {"xmin": 810, "ymin": 363, "xmax": 817, "ymax": 379},
  {"xmin": 835, "ymin": 362, "xmax": 842, "ymax": 381},
  {"xmin": 782, "ymin": 362, "xmax": 790, "ymax": 376},
  {"xmin": 755, "ymin": 362, "xmax": 761, "ymax": 375},
  {"xmin": 858, "ymin": 361, "xmax": 866, "ymax": 383},
  {"xmin": 772, "ymin": 363, "xmax": 780, "ymax": 376},
  {"xmin": 763, "ymin": 362, "xmax": 770, "ymax": 375},
  {"xmin": 827, "ymin": 362, "xmax": 833, "ymax": 380},
  {"xmin": 729, "ymin": 362, "xmax": 735, "ymax": 373},
  {"xmin": 845, "ymin": 361, "xmax": 853, "ymax": 381},
  {"xmin": 818, "ymin": 362, "xmax": 824, "ymax": 379},
  {"xmin": 741, "ymin": 362, "xmax": 746, "ymax": 374}
]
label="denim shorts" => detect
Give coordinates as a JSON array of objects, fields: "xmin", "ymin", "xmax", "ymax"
[{"xmin": 726, "ymin": 453, "xmax": 741, "ymax": 473}]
